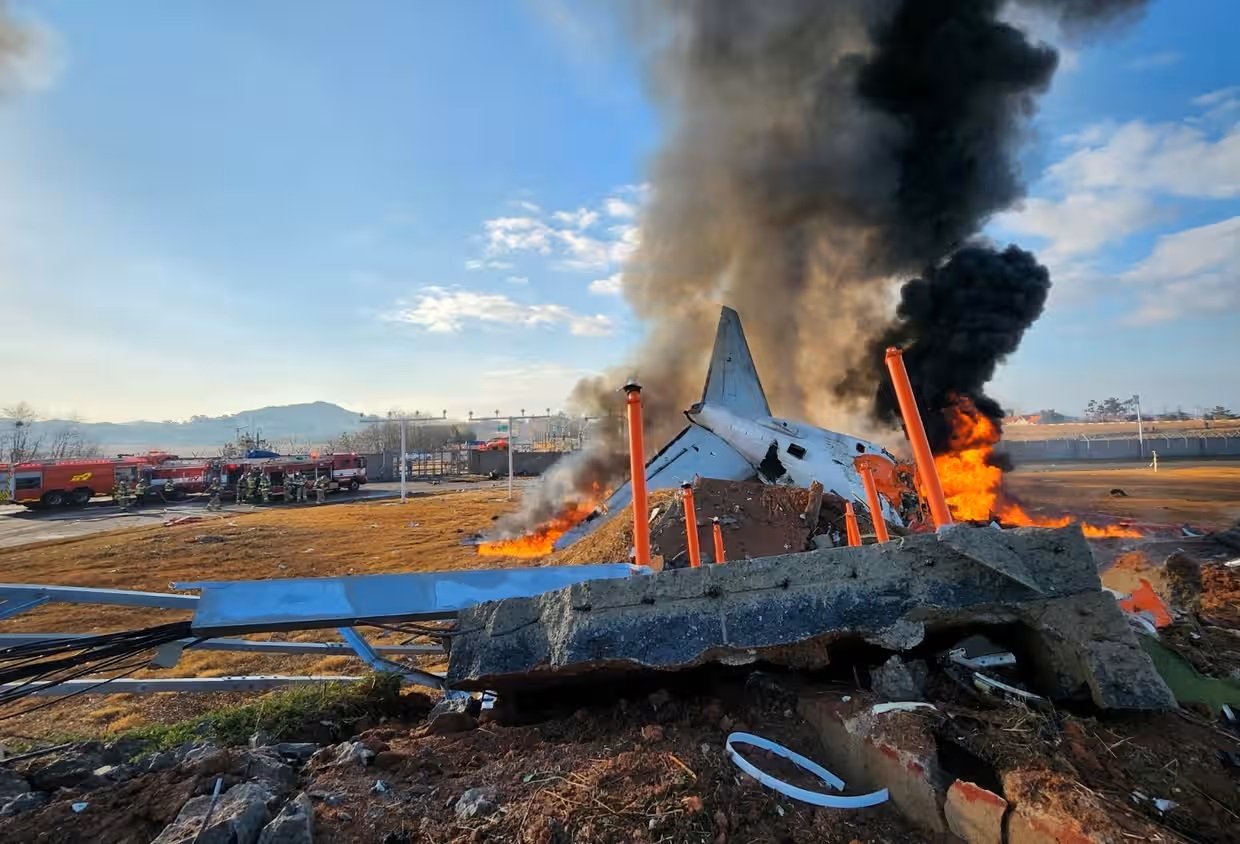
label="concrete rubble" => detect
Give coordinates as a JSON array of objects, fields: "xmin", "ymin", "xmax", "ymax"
[{"xmin": 447, "ymin": 524, "xmax": 1176, "ymax": 711}]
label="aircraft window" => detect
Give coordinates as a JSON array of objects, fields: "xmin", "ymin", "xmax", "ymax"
[
  {"xmin": 787, "ymin": 443, "xmax": 807, "ymax": 459},
  {"xmin": 856, "ymin": 443, "xmax": 866, "ymax": 453}
]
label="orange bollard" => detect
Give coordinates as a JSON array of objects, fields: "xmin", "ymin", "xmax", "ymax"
[
  {"xmin": 844, "ymin": 502, "xmax": 862, "ymax": 547},
  {"xmin": 624, "ymin": 382, "xmax": 651, "ymax": 566},
  {"xmin": 883, "ymin": 347, "xmax": 953, "ymax": 529},
  {"xmin": 681, "ymin": 481, "xmax": 702, "ymax": 568},
  {"xmin": 856, "ymin": 462, "xmax": 890, "ymax": 543},
  {"xmin": 711, "ymin": 517, "xmax": 726, "ymax": 564}
]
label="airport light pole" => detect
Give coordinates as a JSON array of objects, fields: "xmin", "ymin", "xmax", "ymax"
[{"xmin": 1132, "ymin": 394, "xmax": 1144, "ymax": 458}]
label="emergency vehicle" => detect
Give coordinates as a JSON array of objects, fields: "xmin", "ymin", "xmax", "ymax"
[{"xmin": 1, "ymin": 458, "xmax": 146, "ymax": 507}]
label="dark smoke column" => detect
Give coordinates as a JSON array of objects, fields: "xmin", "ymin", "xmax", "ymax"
[{"xmin": 870, "ymin": 245, "xmax": 1051, "ymax": 452}]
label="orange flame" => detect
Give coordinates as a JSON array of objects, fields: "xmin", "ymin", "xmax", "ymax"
[
  {"xmin": 933, "ymin": 396, "xmax": 1141, "ymax": 539},
  {"xmin": 477, "ymin": 490, "xmax": 601, "ymax": 559}
]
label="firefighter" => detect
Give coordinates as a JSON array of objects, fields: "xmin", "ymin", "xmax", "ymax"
[
  {"xmin": 113, "ymin": 479, "xmax": 132, "ymax": 511},
  {"xmin": 163, "ymin": 478, "xmax": 178, "ymax": 503},
  {"xmin": 258, "ymin": 472, "xmax": 272, "ymax": 504},
  {"xmin": 206, "ymin": 477, "xmax": 222, "ymax": 511},
  {"xmin": 300, "ymin": 473, "xmax": 312, "ymax": 503},
  {"xmin": 242, "ymin": 468, "xmax": 258, "ymax": 503},
  {"xmin": 134, "ymin": 475, "xmax": 149, "ymax": 509},
  {"xmin": 314, "ymin": 473, "xmax": 328, "ymax": 504},
  {"xmin": 287, "ymin": 472, "xmax": 303, "ymax": 503}
]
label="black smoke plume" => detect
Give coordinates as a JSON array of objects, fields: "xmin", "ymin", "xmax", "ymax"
[{"xmin": 867, "ymin": 245, "xmax": 1051, "ymax": 453}]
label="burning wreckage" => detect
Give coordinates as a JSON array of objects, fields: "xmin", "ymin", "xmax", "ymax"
[
  {"xmin": 4, "ymin": 306, "xmax": 1239, "ymax": 840},
  {"xmin": 0, "ymin": 309, "xmax": 1183, "ymax": 710}
]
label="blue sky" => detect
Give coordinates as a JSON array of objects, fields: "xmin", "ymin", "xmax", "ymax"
[{"xmin": 1, "ymin": 0, "xmax": 1237, "ymax": 423}]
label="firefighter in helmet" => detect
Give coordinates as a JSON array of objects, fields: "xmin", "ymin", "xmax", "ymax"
[
  {"xmin": 163, "ymin": 477, "xmax": 178, "ymax": 503},
  {"xmin": 258, "ymin": 471, "xmax": 272, "ymax": 504},
  {"xmin": 206, "ymin": 476, "xmax": 222, "ymax": 511},
  {"xmin": 112, "ymin": 479, "xmax": 132, "ymax": 511},
  {"xmin": 314, "ymin": 473, "xmax": 329, "ymax": 504},
  {"xmin": 134, "ymin": 472, "xmax": 150, "ymax": 508}
]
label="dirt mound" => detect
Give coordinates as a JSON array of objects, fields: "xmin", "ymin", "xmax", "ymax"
[{"xmin": 1200, "ymin": 563, "xmax": 1240, "ymax": 627}]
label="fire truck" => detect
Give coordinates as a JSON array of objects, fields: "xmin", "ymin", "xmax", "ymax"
[
  {"xmin": 1, "ymin": 458, "xmax": 147, "ymax": 507},
  {"xmin": 220, "ymin": 456, "xmax": 335, "ymax": 500}
]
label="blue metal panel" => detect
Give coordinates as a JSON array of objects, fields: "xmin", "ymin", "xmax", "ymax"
[{"xmin": 181, "ymin": 564, "xmax": 645, "ymax": 635}]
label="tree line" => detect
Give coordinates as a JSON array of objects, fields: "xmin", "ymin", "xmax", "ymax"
[{"xmin": 2, "ymin": 403, "xmax": 103, "ymax": 463}]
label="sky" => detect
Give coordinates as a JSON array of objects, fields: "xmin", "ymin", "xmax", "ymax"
[{"xmin": 0, "ymin": 0, "xmax": 1237, "ymax": 424}]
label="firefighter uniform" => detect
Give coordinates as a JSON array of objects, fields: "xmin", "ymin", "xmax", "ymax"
[
  {"xmin": 259, "ymin": 473, "xmax": 272, "ymax": 504},
  {"xmin": 113, "ymin": 480, "xmax": 133, "ymax": 511},
  {"xmin": 163, "ymin": 479, "xmax": 177, "ymax": 503},
  {"xmin": 206, "ymin": 479, "xmax": 222, "ymax": 511},
  {"xmin": 134, "ymin": 476, "xmax": 149, "ymax": 507},
  {"xmin": 314, "ymin": 475, "xmax": 328, "ymax": 504}
]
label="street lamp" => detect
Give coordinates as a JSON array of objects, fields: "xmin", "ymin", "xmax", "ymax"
[{"xmin": 1132, "ymin": 394, "xmax": 1144, "ymax": 457}]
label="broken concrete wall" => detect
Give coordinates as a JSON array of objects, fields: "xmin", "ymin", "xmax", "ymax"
[{"xmin": 447, "ymin": 525, "xmax": 1175, "ymax": 710}]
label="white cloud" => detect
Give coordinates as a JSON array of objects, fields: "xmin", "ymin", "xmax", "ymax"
[
  {"xmin": 588, "ymin": 272, "xmax": 622, "ymax": 296},
  {"xmin": 465, "ymin": 258, "xmax": 515, "ymax": 271},
  {"xmin": 603, "ymin": 197, "xmax": 637, "ymax": 218},
  {"xmin": 552, "ymin": 207, "xmax": 599, "ymax": 229},
  {"xmin": 478, "ymin": 193, "xmax": 642, "ymax": 272},
  {"xmin": 391, "ymin": 287, "xmax": 614, "ymax": 336},
  {"xmin": 996, "ymin": 191, "xmax": 1162, "ymax": 259},
  {"xmin": 1049, "ymin": 120, "xmax": 1240, "ymax": 199},
  {"xmin": 505, "ymin": 275, "xmax": 529, "ymax": 285},
  {"xmin": 1120, "ymin": 216, "xmax": 1240, "ymax": 324},
  {"xmin": 1190, "ymin": 86, "xmax": 1240, "ymax": 125},
  {"xmin": 1125, "ymin": 51, "xmax": 1181, "ymax": 71}
]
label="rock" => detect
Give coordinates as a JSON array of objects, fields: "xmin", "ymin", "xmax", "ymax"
[
  {"xmin": 306, "ymin": 789, "xmax": 345, "ymax": 807},
  {"xmin": 101, "ymin": 738, "xmax": 149, "ymax": 763},
  {"xmin": 182, "ymin": 744, "xmax": 230, "ymax": 775},
  {"xmin": 235, "ymin": 750, "xmax": 297, "ymax": 793},
  {"xmin": 311, "ymin": 741, "xmax": 373, "ymax": 768},
  {"xmin": 271, "ymin": 743, "xmax": 320, "ymax": 764},
  {"xmin": 373, "ymin": 751, "xmax": 408, "ymax": 770},
  {"xmin": 0, "ymin": 767, "xmax": 31, "ymax": 803},
  {"xmin": 250, "ymin": 731, "xmax": 275, "ymax": 749},
  {"xmin": 27, "ymin": 748, "xmax": 109, "ymax": 791},
  {"xmin": 427, "ymin": 696, "xmax": 481, "ymax": 735},
  {"xmin": 0, "ymin": 791, "xmax": 48, "ymax": 816},
  {"xmin": 138, "ymin": 751, "xmax": 178, "ymax": 774},
  {"xmin": 152, "ymin": 782, "xmax": 273, "ymax": 844},
  {"xmin": 257, "ymin": 792, "xmax": 314, "ymax": 844},
  {"xmin": 871, "ymin": 656, "xmax": 925, "ymax": 701},
  {"xmin": 455, "ymin": 786, "xmax": 498, "ymax": 821},
  {"xmin": 640, "ymin": 725, "xmax": 665, "ymax": 742}
]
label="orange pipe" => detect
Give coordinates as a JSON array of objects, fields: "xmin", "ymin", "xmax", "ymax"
[
  {"xmin": 883, "ymin": 347, "xmax": 953, "ymax": 529},
  {"xmin": 844, "ymin": 502, "xmax": 862, "ymax": 547},
  {"xmin": 712, "ymin": 517, "xmax": 726, "ymax": 564},
  {"xmin": 624, "ymin": 382, "xmax": 651, "ymax": 566},
  {"xmin": 681, "ymin": 481, "xmax": 702, "ymax": 568},
  {"xmin": 856, "ymin": 463, "xmax": 890, "ymax": 543}
]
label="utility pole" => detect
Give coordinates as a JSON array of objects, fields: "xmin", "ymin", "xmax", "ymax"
[
  {"xmin": 507, "ymin": 415, "xmax": 515, "ymax": 500},
  {"xmin": 1132, "ymin": 394, "xmax": 1144, "ymax": 458}
]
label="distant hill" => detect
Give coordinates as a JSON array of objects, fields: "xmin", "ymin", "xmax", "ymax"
[{"xmin": 2, "ymin": 402, "xmax": 367, "ymax": 456}]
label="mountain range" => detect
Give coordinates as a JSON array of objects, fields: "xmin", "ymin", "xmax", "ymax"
[{"xmin": 2, "ymin": 402, "xmax": 368, "ymax": 456}]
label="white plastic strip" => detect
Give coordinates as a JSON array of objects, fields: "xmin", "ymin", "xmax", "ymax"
[
  {"xmin": 872, "ymin": 702, "xmax": 938, "ymax": 715},
  {"xmin": 724, "ymin": 732, "xmax": 889, "ymax": 809}
]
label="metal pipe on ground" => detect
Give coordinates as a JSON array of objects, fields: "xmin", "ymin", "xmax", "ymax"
[
  {"xmin": 883, "ymin": 347, "xmax": 953, "ymax": 529},
  {"xmin": 857, "ymin": 463, "xmax": 891, "ymax": 543},
  {"xmin": 844, "ymin": 502, "xmax": 862, "ymax": 547},
  {"xmin": 625, "ymin": 382, "xmax": 652, "ymax": 566},
  {"xmin": 681, "ymin": 482, "xmax": 702, "ymax": 568}
]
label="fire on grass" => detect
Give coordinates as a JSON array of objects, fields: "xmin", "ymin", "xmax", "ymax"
[
  {"xmin": 935, "ymin": 395, "xmax": 1141, "ymax": 538},
  {"xmin": 477, "ymin": 497, "xmax": 600, "ymax": 559}
]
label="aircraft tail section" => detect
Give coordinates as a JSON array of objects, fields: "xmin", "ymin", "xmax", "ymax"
[{"xmin": 700, "ymin": 306, "xmax": 770, "ymax": 417}]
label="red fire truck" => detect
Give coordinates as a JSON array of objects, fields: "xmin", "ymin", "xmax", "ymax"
[
  {"xmin": 220, "ymin": 456, "xmax": 336, "ymax": 500},
  {"xmin": 327, "ymin": 452, "xmax": 368, "ymax": 491},
  {"xmin": 1, "ymin": 458, "xmax": 147, "ymax": 507}
]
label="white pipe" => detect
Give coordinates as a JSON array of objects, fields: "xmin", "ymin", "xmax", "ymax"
[{"xmin": 725, "ymin": 732, "xmax": 888, "ymax": 809}]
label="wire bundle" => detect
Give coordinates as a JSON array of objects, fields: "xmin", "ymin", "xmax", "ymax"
[{"xmin": 0, "ymin": 621, "xmax": 195, "ymax": 715}]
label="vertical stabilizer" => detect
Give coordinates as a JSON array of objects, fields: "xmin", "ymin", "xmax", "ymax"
[{"xmin": 700, "ymin": 306, "xmax": 771, "ymax": 416}]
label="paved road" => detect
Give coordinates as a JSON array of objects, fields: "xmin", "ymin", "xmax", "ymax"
[{"xmin": 0, "ymin": 478, "xmax": 536, "ymax": 550}]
